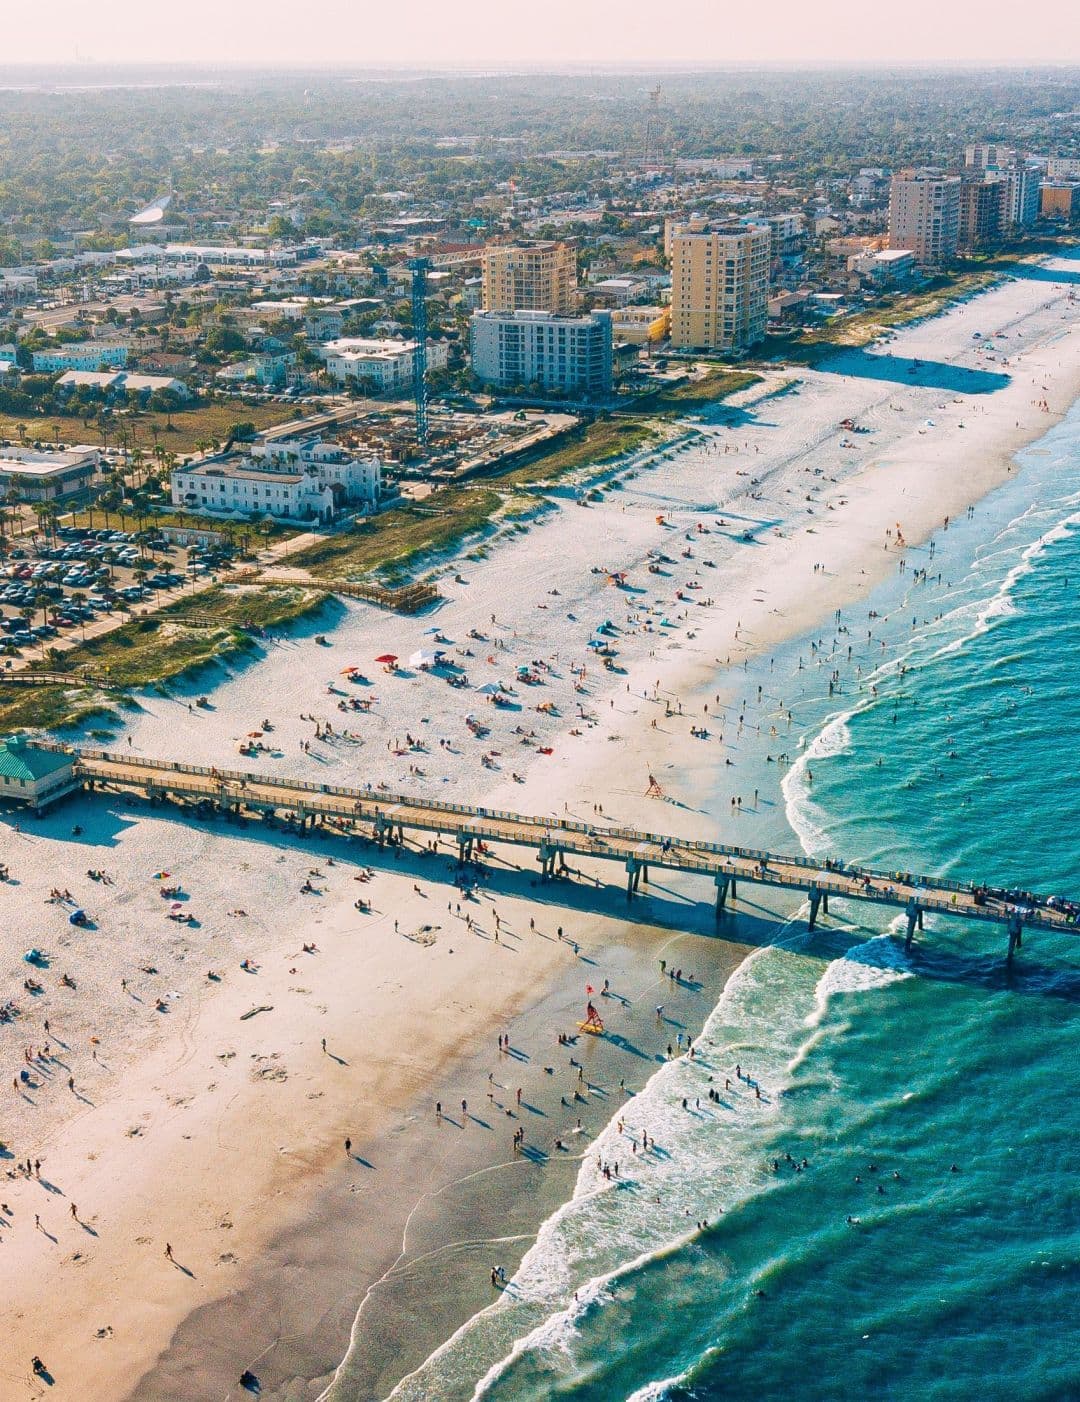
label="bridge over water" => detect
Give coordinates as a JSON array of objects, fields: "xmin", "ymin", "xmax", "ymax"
[{"xmin": 36, "ymin": 746, "xmax": 1080, "ymax": 962}]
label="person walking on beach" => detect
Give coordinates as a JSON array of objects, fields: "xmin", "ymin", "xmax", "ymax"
[
  {"xmin": 164, "ymin": 1243, "xmax": 173, "ymax": 1261},
  {"xmin": 344, "ymin": 1137, "xmax": 352, "ymax": 1156}
]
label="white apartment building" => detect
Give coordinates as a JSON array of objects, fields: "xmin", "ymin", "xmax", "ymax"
[
  {"xmin": 470, "ymin": 310, "xmax": 613, "ymax": 394},
  {"xmin": 747, "ymin": 212, "xmax": 805, "ymax": 257},
  {"xmin": 1046, "ymin": 157, "xmax": 1080, "ymax": 180},
  {"xmin": 320, "ymin": 337, "xmax": 449, "ymax": 390},
  {"xmin": 888, "ymin": 170, "xmax": 962, "ymax": 265},
  {"xmin": 668, "ymin": 222, "xmax": 771, "ymax": 352},
  {"xmin": 251, "ymin": 438, "xmax": 381, "ymax": 508},
  {"xmin": 171, "ymin": 461, "xmax": 336, "ymax": 523}
]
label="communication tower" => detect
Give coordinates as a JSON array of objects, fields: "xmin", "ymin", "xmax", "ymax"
[{"xmin": 642, "ymin": 83, "xmax": 663, "ymax": 170}]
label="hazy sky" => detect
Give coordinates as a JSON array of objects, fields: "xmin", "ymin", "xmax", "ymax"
[{"xmin": 3, "ymin": 0, "xmax": 1078, "ymax": 67}]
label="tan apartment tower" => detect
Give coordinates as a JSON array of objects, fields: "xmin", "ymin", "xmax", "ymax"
[
  {"xmin": 481, "ymin": 241, "xmax": 576, "ymax": 314},
  {"xmin": 888, "ymin": 170, "xmax": 962, "ymax": 266},
  {"xmin": 669, "ymin": 221, "xmax": 770, "ymax": 352}
]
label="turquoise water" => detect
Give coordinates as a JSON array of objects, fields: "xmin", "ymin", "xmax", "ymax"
[{"xmin": 386, "ymin": 406, "xmax": 1080, "ymax": 1402}]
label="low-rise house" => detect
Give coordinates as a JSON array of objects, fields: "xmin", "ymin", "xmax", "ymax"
[
  {"xmin": 850, "ymin": 248, "xmax": 918, "ymax": 289},
  {"xmin": 55, "ymin": 370, "xmax": 192, "ymax": 400},
  {"xmin": 610, "ymin": 305, "xmax": 670, "ymax": 345}
]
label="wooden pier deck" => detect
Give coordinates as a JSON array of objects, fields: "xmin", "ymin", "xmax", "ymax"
[{"xmin": 64, "ymin": 748, "xmax": 1077, "ymax": 959}]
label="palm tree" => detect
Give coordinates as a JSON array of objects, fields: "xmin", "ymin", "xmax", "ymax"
[
  {"xmin": 99, "ymin": 489, "xmax": 120, "ymax": 530},
  {"xmin": 70, "ymin": 590, "xmax": 88, "ymax": 640},
  {"xmin": 32, "ymin": 502, "xmax": 59, "ymax": 546}
]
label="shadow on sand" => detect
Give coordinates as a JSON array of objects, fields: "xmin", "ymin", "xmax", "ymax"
[{"xmin": 6, "ymin": 791, "xmax": 1078, "ymax": 1006}]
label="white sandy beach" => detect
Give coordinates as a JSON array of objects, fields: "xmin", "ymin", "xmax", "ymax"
[{"xmin": 1, "ymin": 254, "xmax": 1078, "ymax": 1401}]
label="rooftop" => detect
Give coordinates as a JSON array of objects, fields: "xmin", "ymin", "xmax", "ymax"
[
  {"xmin": 0, "ymin": 445, "xmax": 99, "ymax": 476},
  {"xmin": 0, "ymin": 738, "xmax": 75, "ymax": 784},
  {"xmin": 178, "ymin": 461, "xmax": 305, "ymax": 484},
  {"xmin": 324, "ymin": 337, "xmax": 419, "ymax": 361}
]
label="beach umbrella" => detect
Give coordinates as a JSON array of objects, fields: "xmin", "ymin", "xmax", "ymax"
[
  {"xmin": 151, "ymin": 871, "xmax": 171, "ymax": 880},
  {"xmin": 340, "ymin": 666, "xmax": 357, "ymax": 674},
  {"xmin": 171, "ymin": 902, "xmax": 183, "ymax": 911},
  {"xmin": 247, "ymin": 731, "xmax": 263, "ymax": 738},
  {"xmin": 477, "ymin": 682, "xmax": 502, "ymax": 695},
  {"xmin": 375, "ymin": 653, "xmax": 398, "ymax": 664},
  {"xmin": 410, "ymin": 648, "xmax": 439, "ymax": 668}
]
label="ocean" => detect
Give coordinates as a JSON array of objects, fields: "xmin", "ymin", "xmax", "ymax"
[{"xmin": 380, "ymin": 402, "xmax": 1080, "ymax": 1400}]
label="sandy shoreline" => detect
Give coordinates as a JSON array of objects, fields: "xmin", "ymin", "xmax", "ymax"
[{"xmin": 0, "ymin": 253, "xmax": 1078, "ymax": 1402}]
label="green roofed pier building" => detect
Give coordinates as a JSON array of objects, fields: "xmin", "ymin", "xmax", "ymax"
[{"xmin": 0, "ymin": 737, "xmax": 79, "ymax": 813}]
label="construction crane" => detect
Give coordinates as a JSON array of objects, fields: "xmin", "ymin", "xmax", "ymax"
[{"xmin": 409, "ymin": 257, "xmax": 432, "ymax": 449}]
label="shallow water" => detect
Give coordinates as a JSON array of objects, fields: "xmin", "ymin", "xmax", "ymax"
[{"xmin": 378, "ymin": 401, "xmax": 1080, "ymax": 1400}]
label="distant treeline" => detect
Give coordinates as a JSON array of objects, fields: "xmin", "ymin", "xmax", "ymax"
[{"xmin": 0, "ymin": 67, "xmax": 1078, "ymax": 253}]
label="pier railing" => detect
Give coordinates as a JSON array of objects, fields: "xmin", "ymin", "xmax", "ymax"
[{"xmin": 53, "ymin": 744, "xmax": 1077, "ymax": 948}]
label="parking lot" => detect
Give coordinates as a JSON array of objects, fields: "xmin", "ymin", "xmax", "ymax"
[{"xmin": 1, "ymin": 528, "xmax": 238, "ymax": 661}]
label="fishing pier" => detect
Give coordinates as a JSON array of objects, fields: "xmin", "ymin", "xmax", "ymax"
[{"xmin": 21, "ymin": 745, "xmax": 1075, "ymax": 962}]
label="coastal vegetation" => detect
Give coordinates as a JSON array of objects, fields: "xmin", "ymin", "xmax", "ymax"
[
  {"xmin": 634, "ymin": 367, "xmax": 760, "ymax": 414},
  {"xmin": 0, "ymin": 584, "xmax": 324, "ymax": 734},
  {"xmin": 291, "ymin": 417, "xmax": 654, "ymax": 582},
  {"xmin": 760, "ymin": 245, "xmax": 1076, "ymax": 365}
]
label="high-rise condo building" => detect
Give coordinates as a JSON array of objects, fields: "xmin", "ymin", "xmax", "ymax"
[
  {"xmin": 888, "ymin": 170, "xmax": 962, "ymax": 266},
  {"xmin": 470, "ymin": 309, "xmax": 613, "ymax": 395},
  {"xmin": 959, "ymin": 173, "xmax": 1003, "ymax": 250},
  {"xmin": 668, "ymin": 221, "xmax": 771, "ymax": 352},
  {"xmin": 481, "ymin": 241, "xmax": 577, "ymax": 315},
  {"xmin": 999, "ymin": 164, "xmax": 1041, "ymax": 227}
]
